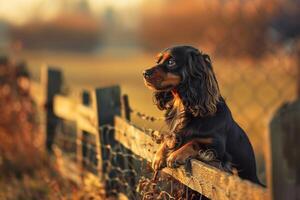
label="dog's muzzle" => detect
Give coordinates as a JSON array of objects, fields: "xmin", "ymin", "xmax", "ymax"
[{"xmin": 143, "ymin": 69, "xmax": 154, "ymax": 79}]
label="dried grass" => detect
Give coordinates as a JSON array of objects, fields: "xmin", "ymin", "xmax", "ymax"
[{"xmin": 0, "ymin": 57, "xmax": 102, "ymax": 200}]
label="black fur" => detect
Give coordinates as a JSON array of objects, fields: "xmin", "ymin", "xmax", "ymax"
[{"xmin": 145, "ymin": 45, "xmax": 262, "ymax": 185}]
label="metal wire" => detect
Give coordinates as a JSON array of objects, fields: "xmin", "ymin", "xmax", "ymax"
[
  {"xmin": 54, "ymin": 118, "xmax": 252, "ymax": 199},
  {"xmin": 130, "ymin": 108, "xmax": 165, "ymax": 122},
  {"xmin": 51, "ymin": 50, "xmax": 298, "ymax": 199}
]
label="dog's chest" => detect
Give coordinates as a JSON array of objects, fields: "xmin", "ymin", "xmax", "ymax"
[{"xmin": 166, "ymin": 102, "xmax": 186, "ymax": 133}]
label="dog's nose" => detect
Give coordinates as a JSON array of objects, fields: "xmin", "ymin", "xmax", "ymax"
[{"xmin": 143, "ymin": 69, "xmax": 153, "ymax": 78}]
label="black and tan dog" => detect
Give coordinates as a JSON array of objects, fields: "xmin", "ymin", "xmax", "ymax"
[{"xmin": 143, "ymin": 45, "xmax": 262, "ymax": 185}]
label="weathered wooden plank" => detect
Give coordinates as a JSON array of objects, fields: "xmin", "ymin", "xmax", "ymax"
[
  {"xmin": 297, "ymin": 43, "xmax": 300, "ymax": 98},
  {"xmin": 53, "ymin": 95, "xmax": 96, "ymax": 123},
  {"xmin": 53, "ymin": 95, "xmax": 77, "ymax": 121},
  {"xmin": 53, "ymin": 144, "xmax": 81, "ymax": 184},
  {"xmin": 114, "ymin": 116, "xmax": 269, "ymax": 200},
  {"xmin": 76, "ymin": 114, "xmax": 98, "ymax": 135},
  {"xmin": 114, "ymin": 117, "xmax": 155, "ymax": 163},
  {"xmin": 30, "ymin": 81, "xmax": 44, "ymax": 106},
  {"xmin": 77, "ymin": 104, "xmax": 96, "ymax": 124},
  {"xmin": 121, "ymin": 94, "xmax": 131, "ymax": 121},
  {"xmin": 53, "ymin": 95, "xmax": 97, "ymax": 135},
  {"xmin": 92, "ymin": 86, "xmax": 121, "ymax": 189},
  {"xmin": 269, "ymin": 99, "xmax": 300, "ymax": 200},
  {"xmin": 43, "ymin": 67, "xmax": 63, "ymax": 152}
]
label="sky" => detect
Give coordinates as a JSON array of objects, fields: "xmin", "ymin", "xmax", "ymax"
[{"xmin": 0, "ymin": 0, "xmax": 144, "ymax": 25}]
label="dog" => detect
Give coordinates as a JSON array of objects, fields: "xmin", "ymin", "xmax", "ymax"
[{"xmin": 143, "ymin": 45, "xmax": 262, "ymax": 185}]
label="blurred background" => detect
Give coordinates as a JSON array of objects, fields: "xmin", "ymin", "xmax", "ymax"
[{"xmin": 0, "ymin": 0, "xmax": 299, "ymax": 199}]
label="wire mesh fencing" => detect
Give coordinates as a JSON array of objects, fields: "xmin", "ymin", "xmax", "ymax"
[
  {"xmin": 51, "ymin": 113, "xmax": 213, "ymax": 200},
  {"xmin": 214, "ymin": 55, "xmax": 298, "ymax": 179},
  {"xmin": 35, "ymin": 51, "xmax": 298, "ymax": 199},
  {"xmin": 100, "ymin": 124, "xmax": 207, "ymax": 200},
  {"xmin": 54, "ymin": 120, "xmax": 77, "ymax": 162},
  {"xmin": 52, "ymin": 114, "xmax": 269, "ymax": 200},
  {"xmin": 218, "ymin": 56, "xmax": 296, "ymax": 134},
  {"xmin": 129, "ymin": 54, "xmax": 298, "ymax": 183}
]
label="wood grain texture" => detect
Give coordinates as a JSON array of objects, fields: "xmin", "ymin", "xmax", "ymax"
[
  {"xmin": 43, "ymin": 67, "xmax": 62, "ymax": 152},
  {"xmin": 114, "ymin": 116, "xmax": 269, "ymax": 200},
  {"xmin": 30, "ymin": 81, "xmax": 44, "ymax": 106},
  {"xmin": 53, "ymin": 95, "xmax": 97, "ymax": 134},
  {"xmin": 32, "ymin": 72, "xmax": 270, "ymax": 199},
  {"xmin": 92, "ymin": 86, "xmax": 122, "ymax": 190},
  {"xmin": 270, "ymin": 99, "xmax": 300, "ymax": 200}
]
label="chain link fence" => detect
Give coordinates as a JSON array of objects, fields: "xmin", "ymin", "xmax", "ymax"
[
  {"xmin": 52, "ymin": 103, "xmax": 274, "ymax": 200},
  {"xmin": 21, "ymin": 46, "xmax": 296, "ymax": 199},
  {"xmin": 214, "ymin": 54, "xmax": 297, "ymax": 179}
]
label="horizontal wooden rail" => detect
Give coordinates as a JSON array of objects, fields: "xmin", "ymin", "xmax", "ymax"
[
  {"xmin": 53, "ymin": 95, "xmax": 98, "ymax": 135},
  {"xmin": 31, "ymin": 79, "xmax": 270, "ymax": 200},
  {"xmin": 30, "ymin": 81, "xmax": 44, "ymax": 106},
  {"xmin": 114, "ymin": 116, "xmax": 269, "ymax": 200},
  {"xmin": 30, "ymin": 68, "xmax": 270, "ymax": 199},
  {"xmin": 29, "ymin": 65, "xmax": 300, "ymax": 200}
]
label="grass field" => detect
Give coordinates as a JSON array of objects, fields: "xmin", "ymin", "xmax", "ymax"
[{"xmin": 15, "ymin": 50, "xmax": 297, "ymax": 183}]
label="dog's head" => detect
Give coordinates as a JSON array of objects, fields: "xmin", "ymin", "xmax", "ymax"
[{"xmin": 143, "ymin": 45, "xmax": 221, "ymax": 117}]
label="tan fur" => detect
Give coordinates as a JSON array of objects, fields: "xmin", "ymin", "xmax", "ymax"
[
  {"xmin": 166, "ymin": 138, "xmax": 213, "ymax": 167},
  {"xmin": 172, "ymin": 91, "xmax": 182, "ymax": 108},
  {"xmin": 153, "ymin": 137, "xmax": 214, "ymax": 170},
  {"xmin": 160, "ymin": 73, "xmax": 181, "ymax": 88}
]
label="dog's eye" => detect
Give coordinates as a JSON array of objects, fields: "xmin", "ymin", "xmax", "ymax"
[{"xmin": 167, "ymin": 59, "xmax": 176, "ymax": 68}]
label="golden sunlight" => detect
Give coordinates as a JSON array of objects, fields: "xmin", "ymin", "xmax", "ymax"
[{"xmin": 0, "ymin": 0, "xmax": 62, "ymax": 25}]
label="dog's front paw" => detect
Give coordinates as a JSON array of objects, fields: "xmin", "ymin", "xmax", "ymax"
[
  {"xmin": 152, "ymin": 152, "xmax": 166, "ymax": 170},
  {"xmin": 166, "ymin": 150, "xmax": 189, "ymax": 168}
]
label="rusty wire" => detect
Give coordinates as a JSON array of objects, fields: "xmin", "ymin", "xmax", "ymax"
[
  {"xmin": 130, "ymin": 108, "xmax": 165, "ymax": 122},
  {"xmin": 54, "ymin": 119, "xmax": 249, "ymax": 199},
  {"xmin": 52, "ymin": 51, "xmax": 298, "ymax": 199}
]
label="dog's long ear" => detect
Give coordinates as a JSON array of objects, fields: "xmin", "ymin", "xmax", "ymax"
[
  {"xmin": 153, "ymin": 91, "xmax": 173, "ymax": 110},
  {"xmin": 179, "ymin": 50, "xmax": 221, "ymax": 117}
]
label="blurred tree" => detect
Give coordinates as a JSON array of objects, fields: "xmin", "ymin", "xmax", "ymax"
[
  {"xmin": 138, "ymin": 0, "xmax": 279, "ymax": 58},
  {"xmin": 271, "ymin": 0, "xmax": 300, "ymax": 95},
  {"xmin": 9, "ymin": 13, "xmax": 103, "ymax": 52}
]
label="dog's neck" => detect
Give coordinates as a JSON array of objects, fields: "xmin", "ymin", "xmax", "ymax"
[
  {"xmin": 171, "ymin": 89, "xmax": 184, "ymax": 110},
  {"xmin": 165, "ymin": 89, "xmax": 187, "ymax": 133}
]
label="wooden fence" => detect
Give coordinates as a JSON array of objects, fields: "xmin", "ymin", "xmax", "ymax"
[{"xmin": 30, "ymin": 66, "xmax": 300, "ymax": 200}]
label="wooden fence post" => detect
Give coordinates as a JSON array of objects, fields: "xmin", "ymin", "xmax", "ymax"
[
  {"xmin": 77, "ymin": 90, "xmax": 90, "ymax": 181},
  {"xmin": 121, "ymin": 94, "xmax": 131, "ymax": 121},
  {"xmin": 297, "ymin": 43, "xmax": 300, "ymax": 98},
  {"xmin": 120, "ymin": 94, "xmax": 138, "ymax": 196},
  {"xmin": 92, "ymin": 85, "xmax": 121, "ymax": 179},
  {"xmin": 42, "ymin": 66, "xmax": 62, "ymax": 152},
  {"xmin": 269, "ymin": 49, "xmax": 300, "ymax": 199},
  {"xmin": 267, "ymin": 43, "xmax": 300, "ymax": 200}
]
